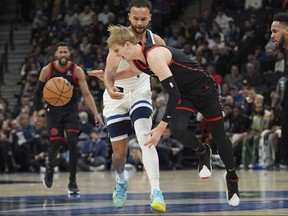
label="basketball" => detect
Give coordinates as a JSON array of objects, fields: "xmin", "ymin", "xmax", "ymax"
[{"xmin": 43, "ymin": 77, "xmax": 73, "ymax": 106}]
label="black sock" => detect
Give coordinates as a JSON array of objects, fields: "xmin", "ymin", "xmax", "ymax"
[{"xmin": 226, "ymin": 168, "xmax": 238, "ymax": 180}]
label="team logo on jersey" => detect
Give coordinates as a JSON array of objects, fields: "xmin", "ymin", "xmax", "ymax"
[
  {"xmin": 50, "ymin": 128, "xmax": 59, "ymax": 136},
  {"xmin": 66, "ymin": 70, "xmax": 72, "ymax": 76}
]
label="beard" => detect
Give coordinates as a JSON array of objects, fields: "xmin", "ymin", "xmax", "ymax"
[
  {"xmin": 276, "ymin": 35, "xmax": 285, "ymax": 49},
  {"xmin": 58, "ymin": 57, "xmax": 68, "ymax": 66},
  {"xmin": 130, "ymin": 24, "xmax": 146, "ymax": 35}
]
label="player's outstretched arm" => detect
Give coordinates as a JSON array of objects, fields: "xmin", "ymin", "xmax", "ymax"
[
  {"xmin": 87, "ymin": 70, "xmax": 105, "ymax": 81},
  {"xmin": 88, "ymin": 63, "xmax": 138, "ymax": 82}
]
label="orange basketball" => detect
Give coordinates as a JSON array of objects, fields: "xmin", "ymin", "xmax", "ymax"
[{"xmin": 43, "ymin": 77, "xmax": 73, "ymax": 106}]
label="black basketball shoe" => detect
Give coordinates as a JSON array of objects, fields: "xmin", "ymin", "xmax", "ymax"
[
  {"xmin": 68, "ymin": 180, "xmax": 80, "ymax": 196},
  {"xmin": 43, "ymin": 165, "xmax": 54, "ymax": 188}
]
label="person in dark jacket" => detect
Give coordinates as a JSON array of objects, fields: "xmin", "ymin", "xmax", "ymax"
[
  {"xmin": 78, "ymin": 127, "xmax": 108, "ymax": 171},
  {"xmin": 156, "ymin": 127, "xmax": 184, "ymax": 170}
]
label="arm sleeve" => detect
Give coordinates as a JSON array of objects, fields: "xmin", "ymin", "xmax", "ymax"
[
  {"xmin": 33, "ymin": 80, "xmax": 45, "ymax": 112},
  {"xmin": 160, "ymin": 76, "xmax": 181, "ymax": 122}
]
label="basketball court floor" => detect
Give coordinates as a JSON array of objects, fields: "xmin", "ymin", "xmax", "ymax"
[{"xmin": 0, "ymin": 168, "xmax": 287, "ymax": 215}]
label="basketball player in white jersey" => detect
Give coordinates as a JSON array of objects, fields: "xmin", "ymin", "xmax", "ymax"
[{"xmin": 88, "ymin": 0, "xmax": 166, "ymax": 212}]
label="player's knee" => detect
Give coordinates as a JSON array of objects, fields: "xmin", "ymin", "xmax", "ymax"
[
  {"xmin": 111, "ymin": 138, "xmax": 128, "ymax": 159},
  {"xmin": 66, "ymin": 132, "xmax": 78, "ymax": 145},
  {"xmin": 49, "ymin": 139, "xmax": 62, "ymax": 147}
]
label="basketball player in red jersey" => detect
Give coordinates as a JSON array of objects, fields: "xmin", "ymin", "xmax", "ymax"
[
  {"xmin": 106, "ymin": 25, "xmax": 240, "ymax": 207},
  {"xmin": 33, "ymin": 41, "xmax": 103, "ymax": 195}
]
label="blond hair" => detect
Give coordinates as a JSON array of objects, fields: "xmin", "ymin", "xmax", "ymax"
[{"xmin": 107, "ymin": 25, "xmax": 138, "ymax": 48}]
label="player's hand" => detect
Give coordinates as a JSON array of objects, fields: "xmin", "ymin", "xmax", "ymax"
[
  {"xmin": 87, "ymin": 70, "xmax": 104, "ymax": 81},
  {"xmin": 94, "ymin": 114, "xmax": 104, "ymax": 128},
  {"xmin": 107, "ymin": 86, "xmax": 124, "ymax": 100},
  {"xmin": 144, "ymin": 122, "xmax": 167, "ymax": 147}
]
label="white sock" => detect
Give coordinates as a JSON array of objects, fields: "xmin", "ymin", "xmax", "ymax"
[
  {"xmin": 134, "ymin": 118, "xmax": 160, "ymax": 193},
  {"xmin": 116, "ymin": 170, "xmax": 128, "ymax": 183}
]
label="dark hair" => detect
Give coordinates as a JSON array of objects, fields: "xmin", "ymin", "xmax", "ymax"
[
  {"xmin": 273, "ymin": 12, "xmax": 288, "ymax": 25},
  {"xmin": 55, "ymin": 41, "xmax": 71, "ymax": 52},
  {"xmin": 128, "ymin": 0, "xmax": 152, "ymax": 13},
  {"xmin": 223, "ymin": 103, "xmax": 233, "ymax": 109},
  {"xmin": 233, "ymin": 104, "xmax": 243, "ymax": 113}
]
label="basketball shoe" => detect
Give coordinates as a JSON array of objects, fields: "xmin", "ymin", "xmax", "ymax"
[
  {"xmin": 198, "ymin": 144, "xmax": 212, "ymax": 179},
  {"xmin": 224, "ymin": 172, "xmax": 240, "ymax": 206},
  {"xmin": 68, "ymin": 180, "xmax": 80, "ymax": 196},
  {"xmin": 43, "ymin": 164, "xmax": 54, "ymax": 188},
  {"xmin": 113, "ymin": 171, "xmax": 129, "ymax": 208},
  {"xmin": 150, "ymin": 189, "xmax": 166, "ymax": 212}
]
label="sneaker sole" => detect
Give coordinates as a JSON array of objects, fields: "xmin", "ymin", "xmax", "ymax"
[
  {"xmin": 113, "ymin": 201, "xmax": 126, "ymax": 208},
  {"xmin": 223, "ymin": 172, "xmax": 240, "ymax": 207},
  {"xmin": 68, "ymin": 191, "xmax": 80, "ymax": 197},
  {"xmin": 151, "ymin": 202, "xmax": 166, "ymax": 212},
  {"xmin": 68, "ymin": 190, "xmax": 80, "ymax": 195}
]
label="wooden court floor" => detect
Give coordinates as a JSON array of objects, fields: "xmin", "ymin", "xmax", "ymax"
[{"xmin": 0, "ymin": 168, "xmax": 288, "ymax": 215}]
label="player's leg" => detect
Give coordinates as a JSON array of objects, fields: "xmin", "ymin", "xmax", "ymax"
[
  {"xmin": 133, "ymin": 117, "xmax": 166, "ymax": 212},
  {"xmin": 104, "ymin": 93, "xmax": 131, "ymax": 208},
  {"xmin": 131, "ymin": 106, "xmax": 159, "ymax": 191},
  {"xmin": 111, "ymin": 138, "xmax": 129, "ymax": 174},
  {"xmin": 109, "ymin": 135, "xmax": 130, "ymax": 208},
  {"xmin": 44, "ymin": 109, "xmax": 64, "ymax": 188},
  {"xmin": 170, "ymin": 98, "xmax": 212, "ymax": 179},
  {"xmin": 200, "ymin": 95, "xmax": 240, "ymax": 206},
  {"xmin": 130, "ymin": 88, "xmax": 165, "ymax": 212},
  {"xmin": 65, "ymin": 109, "xmax": 81, "ymax": 195},
  {"xmin": 66, "ymin": 132, "xmax": 80, "ymax": 195},
  {"xmin": 106, "ymin": 116, "xmax": 131, "ymax": 177}
]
